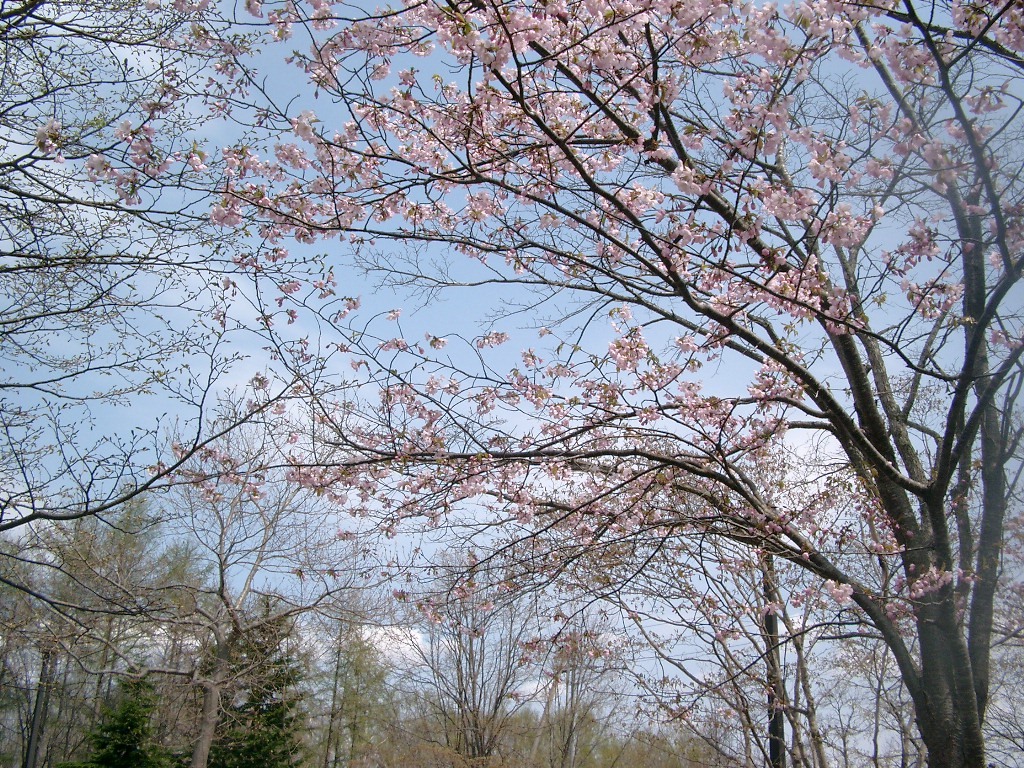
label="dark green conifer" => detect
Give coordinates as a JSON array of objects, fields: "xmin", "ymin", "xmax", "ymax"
[
  {"xmin": 60, "ymin": 678, "xmax": 167, "ymax": 768},
  {"xmin": 208, "ymin": 617, "xmax": 304, "ymax": 768}
]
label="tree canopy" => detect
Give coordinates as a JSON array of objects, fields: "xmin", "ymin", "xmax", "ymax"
[{"xmin": 3, "ymin": 1, "xmax": 1024, "ymax": 767}]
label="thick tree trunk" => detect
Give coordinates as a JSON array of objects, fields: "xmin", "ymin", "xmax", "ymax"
[
  {"xmin": 911, "ymin": 595, "xmax": 987, "ymax": 768},
  {"xmin": 965, "ymin": 372, "xmax": 1008, "ymax": 724}
]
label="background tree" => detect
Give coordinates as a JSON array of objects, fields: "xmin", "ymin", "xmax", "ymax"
[
  {"xmin": 525, "ymin": 613, "xmax": 629, "ymax": 768},
  {"xmin": 156, "ymin": 416, "xmax": 367, "ymax": 768},
  {"xmin": 0, "ymin": 499, "xmax": 200, "ymax": 768},
  {"xmin": 207, "ymin": 611, "xmax": 305, "ymax": 768},
  {"xmin": 59, "ymin": 678, "xmax": 168, "ymax": 768},
  {"xmin": 395, "ymin": 565, "xmax": 541, "ymax": 767},
  {"xmin": 307, "ymin": 615, "xmax": 394, "ymax": 768}
]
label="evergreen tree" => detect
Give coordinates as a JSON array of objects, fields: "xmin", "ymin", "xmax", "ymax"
[
  {"xmin": 208, "ymin": 616, "xmax": 305, "ymax": 768},
  {"xmin": 59, "ymin": 678, "xmax": 168, "ymax": 768}
]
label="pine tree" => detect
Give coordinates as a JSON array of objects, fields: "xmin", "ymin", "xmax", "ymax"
[
  {"xmin": 207, "ymin": 616, "xmax": 305, "ymax": 768},
  {"xmin": 59, "ymin": 678, "xmax": 168, "ymax": 768}
]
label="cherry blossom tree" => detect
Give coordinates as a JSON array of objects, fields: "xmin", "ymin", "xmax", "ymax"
[{"xmin": 216, "ymin": 1, "xmax": 1024, "ymax": 765}]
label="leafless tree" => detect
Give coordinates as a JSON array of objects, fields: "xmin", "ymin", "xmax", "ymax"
[
  {"xmin": 0, "ymin": 0, "xmax": 308, "ymax": 546},
  {"xmin": 154, "ymin": 418, "xmax": 368, "ymax": 768}
]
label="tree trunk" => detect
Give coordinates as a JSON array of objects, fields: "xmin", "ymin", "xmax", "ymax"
[
  {"xmin": 190, "ymin": 640, "xmax": 231, "ymax": 768},
  {"xmin": 763, "ymin": 561, "xmax": 785, "ymax": 768},
  {"xmin": 910, "ymin": 594, "xmax": 987, "ymax": 768},
  {"xmin": 324, "ymin": 626, "xmax": 345, "ymax": 768},
  {"xmin": 23, "ymin": 646, "xmax": 54, "ymax": 768},
  {"xmin": 92, "ymin": 616, "xmax": 116, "ymax": 722},
  {"xmin": 190, "ymin": 680, "xmax": 223, "ymax": 768}
]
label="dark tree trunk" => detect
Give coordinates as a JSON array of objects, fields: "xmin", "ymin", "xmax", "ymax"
[
  {"xmin": 764, "ymin": 560, "xmax": 785, "ymax": 768},
  {"xmin": 23, "ymin": 646, "xmax": 54, "ymax": 768}
]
